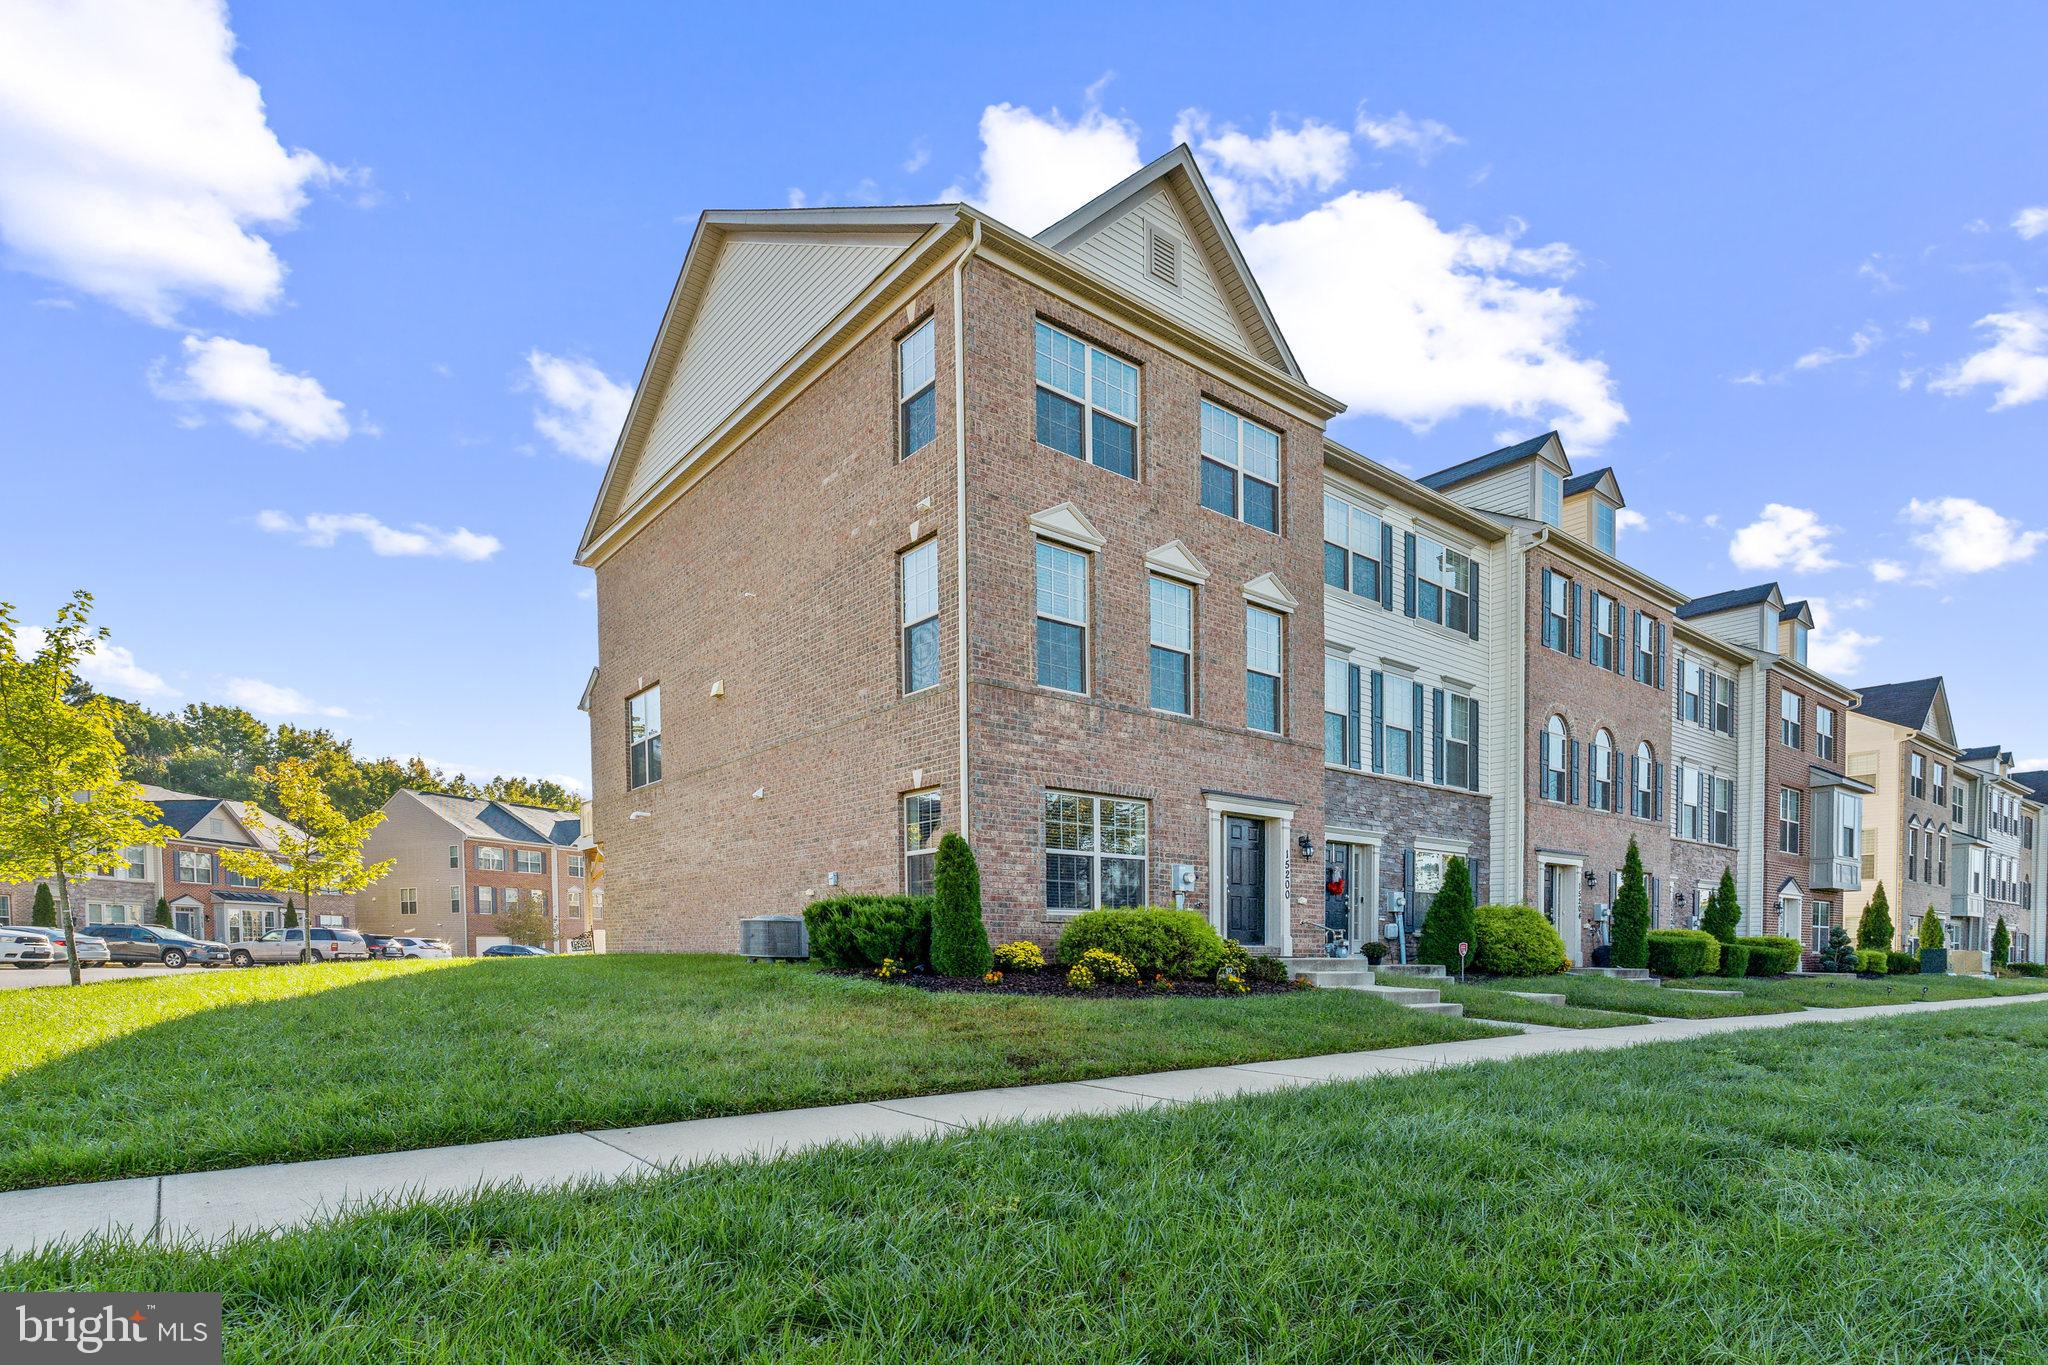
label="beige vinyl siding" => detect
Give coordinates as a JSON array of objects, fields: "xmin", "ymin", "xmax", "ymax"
[
  {"xmin": 1561, "ymin": 494, "xmax": 1594, "ymax": 545},
  {"xmin": 1689, "ymin": 604, "xmax": 1775, "ymax": 653},
  {"xmin": 1669, "ymin": 640, "xmax": 1743, "ymax": 844},
  {"xmin": 1057, "ymin": 185, "xmax": 1255, "ymax": 359},
  {"xmin": 627, "ymin": 233, "xmax": 911, "ymax": 505},
  {"xmin": 1445, "ymin": 462, "xmax": 1541, "ymax": 520}
]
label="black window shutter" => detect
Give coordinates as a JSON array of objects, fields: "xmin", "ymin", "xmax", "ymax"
[
  {"xmin": 1631, "ymin": 753, "xmax": 1641, "ymax": 809},
  {"xmin": 1347, "ymin": 665, "xmax": 1362, "ymax": 769},
  {"xmin": 1538, "ymin": 724, "xmax": 1550, "ymax": 795},
  {"xmin": 1539, "ymin": 568, "xmax": 1554, "ymax": 647},
  {"xmin": 1466, "ymin": 698, "xmax": 1481, "ymax": 791},
  {"xmin": 1651, "ymin": 876, "xmax": 1662, "ymax": 929},
  {"xmin": 1568, "ymin": 739, "xmax": 1581, "ymax": 804},
  {"xmin": 1653, "ymin": 761, "xmax": 1665, "ymax": 820},
  {"xmin": 1569, "ymin": 582, "xmax": 1582, "ymax": 658},
  {"xmin": 1411, "ymin": 683, "xmax": 1425, "ymax": 779},
  {"xmin": 1402, "ymin": 533, "xmax": 1418, "ymax": 618},
  {"xmin": 1380, "ymin": 523, "xmax": 1395, "ymax": 610},
  {"xmin": 1369, "ymin": 671, "xmax": 1384, "ymax": 773},
  {"xmin": 1432, "ymin": 688, "xmax": 1446, "ymax": 784},
  {"xmin": 1654, "ymin": 620, "xmax": 1666, "ymax": 689},
  {"xmin": 1467, "ymin": 563, "xmax": 1481, "ymax": 641}
]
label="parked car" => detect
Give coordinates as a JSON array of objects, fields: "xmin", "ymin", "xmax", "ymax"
[
  {"xmin": 481, "ymin": 943, "xmax": 550, "ymax": 957},
  {"xmin": 228, "ymin": 927, "xmax": 372, "ymax": 966},
  {"xmin": 1, "ymin": 926, "xmax": 58, "ymax": 969},
  {"xmin": 85, "ymin": 923, "xmax": 232, "ymax": 969},
  {"xmin": 5, "ymin": 926, "xmax": 112, "ymax": 967},
  {"xmin": 360, "ymin": 933, "xmax": 404, "ymax": 960},
  {"xmin": 384, "ymin": 936, "xmax": 452, "ymax": 960}
]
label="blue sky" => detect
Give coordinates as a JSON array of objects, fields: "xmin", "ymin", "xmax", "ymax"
[{"xmin": 4, "ymin": 1, "xmax": 2047, "ymax": 786}]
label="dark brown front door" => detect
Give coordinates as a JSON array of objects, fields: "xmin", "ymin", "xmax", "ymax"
[{"xmin": 1226, "ymin": 816, "xmax": 1266, "ymax": 945}]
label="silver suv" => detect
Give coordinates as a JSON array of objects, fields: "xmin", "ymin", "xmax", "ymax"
[{"xmin": 228, "ymin": 927, "xmax": 373, "ymax": 966}]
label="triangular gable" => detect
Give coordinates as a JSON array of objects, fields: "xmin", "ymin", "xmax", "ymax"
[
  {"xmin": 1925, "ymin": 679, "xmax": 1957, "ymax": 747},
  {"xmin": 1035, "ymin": 145, "xmax": 1301, "ymax": 381},
  {"xmin": 1242, "ymin": 572, "xmax": 1300, "ymax": 614},
  {"xmin": 1144, "ymin": 539, "xmax": 1210, "ymax": 583},
  {"xmin": 1028, "ymin": 501, "xmax": 1106, "ymax": 552},
  {"xmin": 580, "ymin": 208, "xmax": 956, "ymax": 562}
]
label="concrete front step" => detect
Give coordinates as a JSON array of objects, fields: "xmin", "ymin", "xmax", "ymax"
[
  {"xmin": 1504, "ymin": 990, "xmax": 1568, "ymax": 1006},
  {"xmin": 1374, "ymin": 962, "xmax": 1449, "ymax": 979},
  {"xmin": 1279, "ymin": 959, "xmax": 1462, "ymax": 1016},
  {"xmin": 1569, "ymin": 967, "xmax": 1658, "ymax": 982},
  {"xmin": 1665, "ymin": 986, "xmax": 1743, "ymax": 997}
]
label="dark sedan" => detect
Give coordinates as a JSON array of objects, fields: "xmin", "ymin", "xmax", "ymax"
[{"xmin": 481, "ymin": 943, "xmax": 550, "ymax": 957}]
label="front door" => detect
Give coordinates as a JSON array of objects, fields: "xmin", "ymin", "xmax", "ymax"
[
  {"xmin": 1542, "ymin": 864, "xmax": 1578, "ymax": 965},
  {"xmin": 1225, "ymin": 816, "xmax": 1266, "ymax": 945}
]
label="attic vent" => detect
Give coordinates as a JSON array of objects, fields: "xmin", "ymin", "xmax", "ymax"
[{"xmin": 1145, "ymin": 224, "xmax": 1180, "ymax": 288}]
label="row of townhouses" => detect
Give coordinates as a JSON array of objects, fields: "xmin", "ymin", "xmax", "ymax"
[
  {"xmin": 0, "ymin": 786, "xmax": 355, "ymax": 939},
  {"xmin": 561, "ymin": 145, "xmax": 2041, "ymax": 969}
]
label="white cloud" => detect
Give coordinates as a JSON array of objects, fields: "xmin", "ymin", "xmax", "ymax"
[
  {"xmin": 1805, "ymin": 597, "xmax": 1879, "ymax": 677},
  {"xmin": 2014, "ymin": 207, "xmax": 2048, "ymax": 240},
  {"xmin": 1793, "ymin": 323, "xmax": 1882, "ymax": 370},
  {"xmin": 1728, "ymin": 504, "xmax": 1841, "ymax": 572},
  {"xmin": 0, "ymin": 0, "xmax": 343, "ymax": 324},
  {"xmin": 524, "ymin": 350, "xmax": 632, "ymax": 463},
  {"xmin": 942, "ymin": 101, "xmax": 1141, "ymax": 234},
  {"xmin": 17, "ymin": 626, "xmax": 176, "ymax": 699},
  {"xmin": 221, "ymin": 676, "xmax": 349, "ymax": 719},
  {"xmin": 1869, "ymin": 559, "xmax": 1908, "ymax": 583},
  {"xmin": 1354, "ymin": 104, "xmax": 1463, "ymax": 163},
  {"xmin": 1616, "ymin": 508, "xmax": 1648, "ymax": 537},
  {"xmin": 901, "ymin": 140, "xmax": 930, "ymax": 175},
  {"xmin": 149, "ymin": 334, "xmax": 349, "ymax": 445},
  {"xmin": 1245, "ymin": 191, "xmax": 1625, "ymax": 447},
  {"xmin": 1856, "ymin": 257, "xmax": 1898, "ymax": 292},
  {"xmin": 1927, "ymin": 307, "xmax": 2048, "ymax": 409},
  {"xmin": 1171, "ymin": 110, "xmax": 1350, "ymax": 221},
  {"xmin": 1902, "ymin": 496, "xmax": 2046, "ymax": 574},
  {"xmin": 256, "ymin": 510, "xmax": 499, "ymax": 561}
]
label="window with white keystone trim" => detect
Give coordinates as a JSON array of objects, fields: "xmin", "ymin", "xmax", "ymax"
[
  {"xmin": 1245, "ymin": 605, "xmax": 1284, "ymax": 734},
  {"xmin": 903, "ymin": 791, "xmax": 941, "ymax": 897}
]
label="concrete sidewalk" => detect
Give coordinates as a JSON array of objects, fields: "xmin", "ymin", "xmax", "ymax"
[{"xmin": 2, "ymin": 992, "xmax": 2038, "ymax": 1258}]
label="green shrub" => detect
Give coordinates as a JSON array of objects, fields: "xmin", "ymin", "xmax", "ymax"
[
  {"xmin": 1739, "ymin": 935, "xmax": 1802, "ymax": 976},
  {"xmin": 1416, "ymin": 856, "xmax": 1477, "ymax": 972},
  {"xmin": 1858, "ymin": 882, "xmax": 1894, "ymax": 950},
  {"xmin": 152, "ymin": 896, "xmax": 172, "ymax": 927},
  {"xmin": 1856, "ymin": 948, "xmax": 1889, "ymax": 976},
  {"xmin": 2004, "ymin": 961, "xmax": 2047, "ymax": 978},
  {"xmin": 1717, "ymin": 942, "xmax": 1751, "ymax": 978},
  {"xmin": 1472, "ymin": 903, "xmax": 1568, "ymax": 977},
  {"xmin": 1886, "ymin": 951, "xmax": 1920, "ymax": 976},
  {"xmin": 1075, "ymin": 948, "xmax": 1137, "ymax": 985},
  {"xmin": 1918, "ymin": 908, "xmax": 1944, "ymax": 951},
  {"xmin": 803, "ymin": 895, "xmax": 933, "ymax": 970},
  {"xmin": 991, "ymin": 940, "xmax": 1044, "ymax": 973},
  {"xmin": 31, "ymin": 884, "xmax": 56, "ymax": 927},
  {"xmin": 1610, "ymin": 840, "xmax": 1650, "ymax": 969},
  {"xmin": 1701, "ymin": 869, "xmax": 1741, "ymax": 945},
  {"xmin": 1243, "ymin": 954, "xmax": 1289, "ymax": 986},
  {"xmin": 1056, "ymin": 907, "xmax": 1230, "ymax": 981},
  {"xmin": 1361, "ymin": 941, "xmax": 1387, "ymax": 964},
  {"xmin": 1992, "ymin": 918, "xmax": 2011, "ymax": 972},
  {"xmin": 1646, "ymin": 929, "xmax": 1721, "ymax": 978},
  {"xmin": 929, "ymin": 833, "xmax": 991, "ymax": 978}
]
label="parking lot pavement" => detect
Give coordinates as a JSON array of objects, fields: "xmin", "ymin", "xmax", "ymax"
[{"xmin": 0, "ymin": 963, "xmax": 212, "ymax": 991}]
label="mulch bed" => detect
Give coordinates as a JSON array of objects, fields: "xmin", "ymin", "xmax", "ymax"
[{"xmin": 831, "ymin": 968, "xmax": 1298, "ymax": 998}]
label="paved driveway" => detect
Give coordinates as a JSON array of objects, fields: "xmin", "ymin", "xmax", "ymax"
[{"xmin": 0, "ymin": 963, "xmax": 230, "ymax": 991}]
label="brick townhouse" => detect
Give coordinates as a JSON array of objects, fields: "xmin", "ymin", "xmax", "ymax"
[
  {"xmin": 0, "ymin": 786, "xmax": 353, "ymax": 939},
  {"xmin": 353, "ymin": 791, "xmax": 597, "ymax": 954},
  {"xmin": 2013, "ymin": 770, "xmax": 2048, "ymax": 964},
  {"xmin": 1844, "ymin": 678, "xmax": 1962, "ymax": 952}
]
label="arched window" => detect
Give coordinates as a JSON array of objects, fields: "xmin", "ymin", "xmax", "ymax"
[
  {"xmin": 1542, "ymin": 715, "xmax": 1569, "ymax": 802},
  {"xmin": 1937, "ymin": 826, "xmax": 1949, "ymax": 886},
  {"xmin": 1907, "ymin": 819, "xmax": 1920, "ymax": 882},
  {"xmin": 1633, "ymin": 742, "xmax": 1655, "ymax": 819},
  {"xmin": 1591, "ymin": 729, "xmax": 1615, "ymax": 812}
]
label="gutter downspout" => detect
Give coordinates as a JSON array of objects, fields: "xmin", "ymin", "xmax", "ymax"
[{"xmin": 953, "ymin": 220, "xmax": 981, "ymax": 842}]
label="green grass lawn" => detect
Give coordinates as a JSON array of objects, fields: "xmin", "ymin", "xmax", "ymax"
[
  {"xmin": 9, "ymin": 1006, "xmax": 2048, "ymax": 1362},
  {"xmin": 0, "ymin": 955, "xmax": 1498, "ymax": 1192},
  {"xmin": 1663, "ymin": 971, "xmax": 2048, "ymax": 1009},
  {"xmin": 1482, "ymin": 973, "xmax": 1803, "ymax": 1018},
  {"xmin": 1429, "ymin": 980, "xmax": 1649, "ymax": 1028}
]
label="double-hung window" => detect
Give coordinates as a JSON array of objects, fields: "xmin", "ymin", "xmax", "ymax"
[
  {"xmin": 1322, "ymin": 495, "xmax": 1382, "ymax": 598},
  {"xmin": 1034, "ymin": 321, "xmax": 1137, "ymax": 477},
  {"xmin": 1932, "ymin": 762, "xmax": 1947, "ymax": 809},
  {"xmin": 1590, "ymin": 593, "xmax": 1616, "ymax": 669},
  {"xmin": 1680, "ymin": 766, "xmax": 1704, "ymax": 841},
  {"xmin": 1712, "ymin": 777, "xmax": 1734, "ymax": 845},
  {"xmin": 1034, "ymin": 541, "xmax": 1089, "ymax": 693},
  {"xmin": 176, "ymin": 850, "xmax": 212, "ymax": 885},
  {"xmin": 1245, "ymin": 606, "xmax": 1283, "ymax": 734},
  {"xmin": 476, "ymin": 846, "xmax": 506, "ymax": 872},
  {"xmin": 898, "ymin": 318, "xmax": 936, "ymax": 457},
  {"xmin": 1199, "ymin": 400, "xmax": 1280, "ymax": 532},
  {"xmin": 399, "ymin": 888, "xmax": 418, "ymax": 916},
  {"xmin": 1044, "ymin": 792, "xmax": 1147, "ymax": 911},
  {"xmin": 567, "ymin": 854, "xmax": 584, "ymax": 878},
  {"xmin": 1780, "ymin": 690, "xmax": 1802, "ymax": 749},
  {"xmin": 476, "ymin": 887, "xmax": 495, "ymax": 915},
  {"xmin": 1633, "ymin": 614, "xmax": 1656, "ymax": 683},
  {"xmin": 1681, "ymin": 662, "xmax": 1705, "ymax": 724},
  {"xmin": 1594, "ymin": 500, "xmax": 1617, "ymax": 555},
  {"xmin": 1540, "ymin": 468, "xmax": 1562, "ymax": 526},
  {"xmin": 1415, "ymin": 537, "xmax": 1475, "ymax": 633},
  {"xmin": 1543, "ymin": 573, "xmax": 1570, "ymax": 652},
  {"xmin": 1324, "ymin": 656, "xmax": 1351, "ymax": 766},
  {"xmin": 1541, "ymin": 717, "xmax": 1568, "ymax": 801},
  {"xmin": 1779, "ymin": 788, "xmax": 1802, "ymax": 854},
  {"xmin": 1633, "ymin": 743, "xmax": 1655, "ymax": 819},
  {"xmin": 1381, "ymin": 680, "xmax": 1415, "ymax": 775},
  {"xmin": 900, "ymin": 540, "xmax": 941, "ymax": 694},
  {"xmin": 627, "ymin": 686, "xmax": 662, "ymax": 788},
  {"xmin": 515, "ymin": 850, "xmax": 545, "ymax": 875},
  {"xmin": 1712, "ymin": 675, "xmax": 1733, "ymax": 734},
  {"xmin": 1590, "ymin": 730, "xmax": 1615, "ymax": 811},
  {"xmin": 1148, "ymin": 575, "xmax": 1194, "ymax": 715},
  {"xmin": 1909, "ymin": 753, "xmax": 1926, "ymax": 799},
  {"xmin": 903, "ymin": 791, "xmax": 941, "ymax": 895},
  {"xmin": 1816, "ymin": 706, "xmax": 1836, "ymax": 762},
  {"xmin": 1443, "ymin": 694, "xmax": 1475, "ymax": 788},
  {"xmin": 449, "ymin": 885, "xmax": 461, "ymax": 915}
]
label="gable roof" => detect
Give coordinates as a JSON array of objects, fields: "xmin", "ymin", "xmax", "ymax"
[
  {"xmin": 1417, "ymin": 432, "xmax": 1564, "ymax": 491},
  {"xmin": 1780, "ymin": 600, "xmax": 1813, "ymax": 629},
  {"xmin": 1676, "ymin": 582, "xmax": 1781, "ymax": 620},
  {"xmin": 404, "ymin": 791, "xmax": 585, "ymax": 847},
  {"xmin": 1034, "ymin": 144, "xmax": 1301, "ymax": 381},
  {"xmin": 148, "ymin": 797, "xmax": 222, "ymax": 838},
  {"xmin": 1852, "ymin": 677, "xmax": 1946, "ymax": 731},
  {"xmin": 1563, "ymin": 466, "xmax": 1622, "ymax": 502},
  {"xmin": 1957, "ymin": 744, "xmax": 2004, "ymax": 763},
  {"xmin": 2012, "ymin": 771, "xmax": 2048, "ymax": 804}
]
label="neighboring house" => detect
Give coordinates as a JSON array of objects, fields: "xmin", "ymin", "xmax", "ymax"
[
  {"xmin": 577, "ymin": 145, "xmax": 1344, "ymax": 954},
  {"xmin": 2011, "ymin": 770, "xmax": 2047, "ymax": 964},
  {"xmin": 1951, "ymin": 746, "xmax": 2029, "ymax": 957},
  {"xmin": 1417, "ymin": 436, "xmax": 1686, "ymax": 966},
  {"xmin": 353, "ymin": 791, "xmax": 596, "ymax": 953},
  {"xmin": 1319, "ymin": 440, "xmax": 1507, "ymax": 958},
  {"xmin": 1844, "ymin": 678, "xmax": 1962, "ymax": 951},
  {"xmin": 0, "ymin": 785, "xmax": 353, "ymax": 938}
]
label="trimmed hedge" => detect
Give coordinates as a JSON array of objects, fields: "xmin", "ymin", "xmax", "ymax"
[
  {"xmin": 1055, "ymin": 908, "xmax": 1230, "ymax": 981},
  {"xmin": 1856, "ymin": 949, "xmax": 1890, "ymax": 975},
  {"xmin": 1886, "ymin": 951, "xmax": 1921, "ymax": 976},
  {"xmin": 1717, "ymin": 942, "xmax": 1752, "ymax": 979},
  {"xmin": 803, "ymin": 895, "xmax": 934, "ymax": 970},
  {"xmin": 1739, "ymin": 935, "xmax": 1803, "ymax": 977},
  {"xmin": 2004, "ymin": 961, "xmax": 2047, "ymax": 979},
  {"xmin": 1472, "ymin": 903, "xmax": 1568, "ymax": 977},
  {"xmin": 1646, "ymin": 929, "xmax": 1721, "ymax": 979}
]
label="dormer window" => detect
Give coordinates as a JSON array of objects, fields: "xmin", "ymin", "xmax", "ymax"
[
  {"xmin": 1791, "ymin": 623, "xmax": 1809, "ymax": 665},
  {"xmin": 1540, "ymin": 469, "xmax": 1562, "ymax": 527},
  {"xmin": 1595, "ymin": 501, "xmax": 1616, "ymax": 555}
]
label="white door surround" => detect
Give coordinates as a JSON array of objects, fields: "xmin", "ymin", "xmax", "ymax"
[{"xmin": 1204, "ymin": 792, "xmax": 1296, "ymax": 956}]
